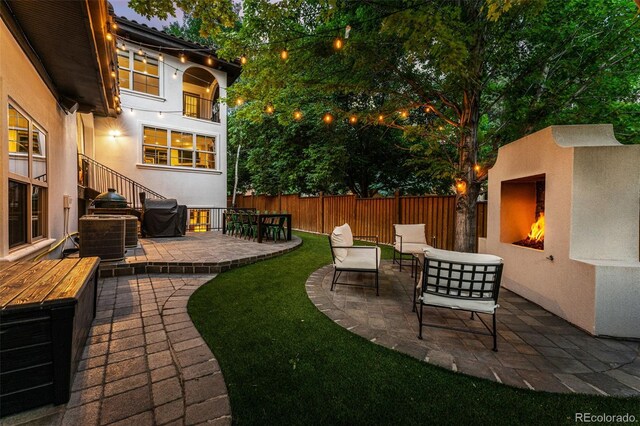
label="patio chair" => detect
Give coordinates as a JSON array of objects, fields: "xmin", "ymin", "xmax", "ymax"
[
  {"xmin": 393, "ymin": 224, "xmax": 432, "ymax": 273},
  {"xmin": 328, "ymin": 223, "xmax": 381, "ymax": 295},
  {"xmin": 416, "ymin": 248, "xmax": 504, "ymax": 351}
]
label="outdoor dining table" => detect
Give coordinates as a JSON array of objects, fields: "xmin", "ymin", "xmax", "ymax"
[{"xmin": 222, "ymin": 211, "xmax": 292, "ymax": 243}]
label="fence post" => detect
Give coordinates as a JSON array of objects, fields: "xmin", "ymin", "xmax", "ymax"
[
  {"xmin": 395, "ymin": 191, "xmax": 402, "ymax": 225},
  {"xmin": 320, "ymin": 191, "xmax": 324, "ymax": 234},
  {"xmin": 278, "ymin": 192, "xmax": 282, "ymax": 212}
]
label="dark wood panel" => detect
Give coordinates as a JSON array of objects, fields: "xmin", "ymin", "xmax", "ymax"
[
  {"xmin": 0, "ymin": 363, "xmax": 53, "ymax": 394},
  {"xmin": 0, "ymin": 342, "xmax": 51, "ymax": 371},
  {"xmin": 0, "ymin": 384, "xmax": 53, "ymax": 417},
  {"xmin": 0, "ymin": 315, "xmax": 51, "ymax": 349}
]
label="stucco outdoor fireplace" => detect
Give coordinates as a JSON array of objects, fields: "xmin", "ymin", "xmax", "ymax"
[{"xmin": 480, "ymin": 125, "xmax": 640, "ymax": 339}]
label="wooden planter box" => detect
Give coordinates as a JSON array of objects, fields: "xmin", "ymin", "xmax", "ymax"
[{"xmin": 0, "ymin": 258, "xmax": 100, "ymax": 417}]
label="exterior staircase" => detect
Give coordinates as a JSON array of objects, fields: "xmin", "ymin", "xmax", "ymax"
[{"xmin": 78, "ymin": 153, "xmax": 166, "ymax": 211}]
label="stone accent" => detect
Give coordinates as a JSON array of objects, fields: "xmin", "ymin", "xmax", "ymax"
[{"xmin": 306, "ymin": 261, "xmax": 640, "ymax": 396}]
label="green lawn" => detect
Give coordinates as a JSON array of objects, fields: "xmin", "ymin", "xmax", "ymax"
[{"xmin": 188, "ymin": 232, "xmax": 639, "ymax": 425}]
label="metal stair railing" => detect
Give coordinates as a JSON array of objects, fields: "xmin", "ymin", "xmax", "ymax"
[{"xmin": 78, "ymin": 153, "xmax": 166, "ymax": 210}]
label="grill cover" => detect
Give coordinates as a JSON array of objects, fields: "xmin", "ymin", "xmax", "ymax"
[{"xmin": 142, "ymin": 199, "xmax": 187, "ymax": 237}]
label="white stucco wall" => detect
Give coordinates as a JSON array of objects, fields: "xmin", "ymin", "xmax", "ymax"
[
  {"xmin": 0, "ymin": 18, "xmax": 79, "ymax": 261},
  {"xmin": 93, "ymin": 46, "xmax": 228, "ymax": 208},
  {"xmin": 483, "ymin": 125, "xmax": 640, "ymax": 338}
]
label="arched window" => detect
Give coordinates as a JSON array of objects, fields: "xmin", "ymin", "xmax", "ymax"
[{"xmin": 182, "ymin": 67, "xmax": 220, "ymax": 122}]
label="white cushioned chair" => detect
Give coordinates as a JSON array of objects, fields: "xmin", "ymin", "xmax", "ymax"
[
  {"xmin": 416, "ymin": 247, "xmax": 504, "ymax": 351},
  {"xmin": 393, "ymin": 224, "xmax": 431, "ymax": 273},
  {"xmin": 328, "ymin": 223, "xmax": 381, "ymax": 295}
]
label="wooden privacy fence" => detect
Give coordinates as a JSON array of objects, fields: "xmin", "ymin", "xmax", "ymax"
[{"xmin": 230, "ymin": 193, "xmax": 487, "ymax": 250}]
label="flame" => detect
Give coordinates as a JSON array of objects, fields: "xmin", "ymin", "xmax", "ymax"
[{"xmin": 527, "ymin": 212, "xmax": 545, "ymax": 242}]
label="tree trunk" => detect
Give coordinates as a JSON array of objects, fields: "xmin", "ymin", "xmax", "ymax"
[{"xmin": 454, "ymin": 90, "xmax": 481, "ymax": 252}]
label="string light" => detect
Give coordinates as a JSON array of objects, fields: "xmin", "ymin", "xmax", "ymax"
[
  {"xmin": 115, "ymin": 106, "xmax": 122, "ymax": 113},
  {"xmin": 455, "ymin": 179, "xmax": 467, "ymax": 194},
  {"xmin": 437, "ymin": 125, "xmax": 444, "ymax": 131},
  {"xmin": 138, "ymin": 46, "xmax": 143, "ymax": 56},
  {"xmin": 349, "ymin": 115, "xmax": 357, "ymax": 124},
  {"xmin": 111, "ymin": 70, "xmax": 116, "ymax": 78},
  {"xmin": 120, "ymin": 42, "xmax": 127, "ymax": 51},
  {"xmin": 323, "ymin": 113, "xmax": 333, "ymax": 124},
  {"xmin": 240, "ymin": 55, "xmax": 247, "ymax": 65},
  {"xmin": 235, "ymin": 98, "xmax": 244, "ymax": 106},
  {"xmin": 474, "ymin": 164, "xmax": 482, "ymax": 173},
  {"xmin": 106, "ymin": 31, "xmax": 113, "ymax": 41},
  {"xmin": 111, "ymin": 21, "xmax": 118, "ymax": 30},
  {"xmin": 158, "ymin": 52, "xmax": 163, "ymax": 61},
  {"xmin": 114, "ymin": 95, "xmax": 119, "ymax": 102},
  {"xmin": 424, "ymin": 105, "xmax": 432, "ymax": 113},
  {"xmin": 265, "ymin": 104, "xmax": 274, "ymax": 114},
  {"xmin": 333, "ymin": 37, "xmax": 343, "ymax": 50},
  {"xmin": 280, "ymin": 48, "xmax": 288, "ymax": 60},
  {"xmin": 378, "ymin": 114, "xmax": 385, "ymax": 122},
  {"xmin": 173, "ymin": 70, "xmax": 178, "ymax": 79},
  {"xmin": 293, "ymin": 109, "xmax": 303, "ymax": 121},
  {"xmin": 206, "ymin": 87, "xmax": 210, "ymax": 93},
  {"xmin": 400, "ymin": 110, "xmax": 408, "ymax": 119},
  {"xmin": 207, "ymin": 55, "xmax": 213, "ymax": 66},
  {"xmin": 143, "ymin": 54, "xmax": 147, "ymax": 64},
  {"xmin": 180, "ymin": 51, "xmax": 186, "ymax": 63}
]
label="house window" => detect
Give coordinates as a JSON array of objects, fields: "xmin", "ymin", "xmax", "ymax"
[
  {"xmin": 118, "ymin": 50, "xmax": 160, "ymax": 96},
  {"xmin": 189, "ymin": 209, "xmax": 210, "ymax": 232},
  {"xmin": 142, "ymin": 126, "xmax": 216, "ymax": 169},
  {"xmin": 7, "ymin": 103, "xmax": 48, "ymax": 249}
]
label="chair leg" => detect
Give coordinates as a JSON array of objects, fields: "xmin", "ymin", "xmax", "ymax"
[
  {"xmin": 375, "ymin": 271, "xmax": 379, "ymax": 296},
  {"xmin": 470, "ymin": 312, "xmax": 475, "ymax": 320},
  {"xmin": 412, "ymin": 285, "xmax": 417, "ymax": 312},
  {"xmin": 331, "ymin": 269, "xmax": 338, "ymax": 292},
  {"xmin": 492, "ymin": 312, "xmax": 498, "ymax": 352},
  {"xmin": 418, "ymin": 303, "xmax": 424, "ymax": 339}
]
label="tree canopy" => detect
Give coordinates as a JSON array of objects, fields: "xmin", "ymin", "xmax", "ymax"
[{"xmin": 136, "ymin": 0, "xmax": 640, "ymax": 250}]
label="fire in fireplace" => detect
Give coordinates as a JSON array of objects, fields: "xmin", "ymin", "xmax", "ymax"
[{"xmin": 514, "ymin": 212, "xmax": 544, "ymax": 250}]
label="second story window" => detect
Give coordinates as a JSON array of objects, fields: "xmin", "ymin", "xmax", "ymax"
[
  {"xmin": 142, "ymin": 126, "xmax": 217, "ymax": 170},
  {"xmin": 118, "ymin": 50, "xmax": 160, "ymax": 96}
]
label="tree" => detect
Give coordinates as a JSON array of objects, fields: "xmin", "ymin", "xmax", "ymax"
[{"xmin": 133, "ymin": 0, "xmax": 640, "ymax": 251}]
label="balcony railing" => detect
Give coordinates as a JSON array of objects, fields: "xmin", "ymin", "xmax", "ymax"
[{"xmin": 183, "ymin": 92, "xmax": 220, "ymax": 123}]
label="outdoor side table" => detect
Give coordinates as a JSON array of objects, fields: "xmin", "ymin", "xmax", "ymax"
[{"xmin": 0, "ymin": 257, "xmax": 100, "ymax": 417}]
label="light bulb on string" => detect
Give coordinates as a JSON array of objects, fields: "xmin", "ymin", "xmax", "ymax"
[
  {"xmin": 474, "ymin": 164, "xmax": 482, "ymax": 173},
  {"xmin": 158, "ymin": 52, "xmax": 163, "ymax": 61},
  {"xmin": 111, "ymin": 22, "xmax": 118, "ymax": 30},
  {"xmin": 206, "ymin": 87, "xmax": 210, "ymax": 93},
  {"xmin": 323, "ymin": 113, "xmax": 333, "ymax": 124},
  {"xmin": 293, "ymin": 109, "xmax": 303, "ymax": 121},
  {"xmin": 265, "ymin": 104, "xmax": 274, "ymax": 114},
  {"xmin": 173, "ymin": 70, "xmax": 178, "ymax": 79},
  {"xmin": 240, "ymin": 55, "xmax": 247, "ymax": 65},
  {"xmin": 333, "ymin": 37, "xmax": 343, "ymax": 50},
  {"xmin": 349, "ymin": 115, "xmax": 357, "ymax": 124},
  {"xmin": 138, "ymin": 46, "xmax": 143, "ymax": 56},
  {"xmin": 111, "ymin": 70, "xmax": 116, "ymax": 78},
  {"xmin": 106, "ymin": 31, "xmax": 113, "ymax": 41},
  {"xmin": 378, "ymin": 114, "xmax": 385, "ymax": 123},
  {"xmin": 235, "ymin": 98, "xmax": 244, "ymax": 106},
  {"xmin": 207, "ymin": 55, "xmax": 213, "ymax": 66},
  {"xmin": 180, "ymin": 52, "xmax": 186, "ymax": 63},
  {"xmin": 121, "ymin": 42, "xmax": 127, "ymax": 51},
  {"xmin": 114, "ymin": 95, "xmax": 119, "ymax": 102},
  {"xmin": 116, "ymin": 106, "xmax": 122, "ymax": 113},
  {"xmin": 143, "ymin": 54, "xmax": 147, "ymax": 64},
  {"xmin": 280, "ymin": 48, "xmax": 288, "ymax": 60},
  {"xmin": 400, "ymin": 110, "xmax": 408, "ymax": 119},
  {"xmin": 438, "ymin": 125, "xmax": 444, "ymax": 131}
]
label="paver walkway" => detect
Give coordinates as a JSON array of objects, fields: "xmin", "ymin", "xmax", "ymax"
[
  {"xmin": 3, "ymin": 232, "xmax": 302, "ymax": 425},
  {"xmin": 306, "ymin": 261, "xmax": 640, "ymax": 397}
]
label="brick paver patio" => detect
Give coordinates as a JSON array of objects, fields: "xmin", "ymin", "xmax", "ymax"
[
  {"xmin": 3, "ymin": 232, "xmax": 301, "ymax": 425},
  {"xmin": 306, "ymin": 261, "xmax": 640, "ymax": 396}
]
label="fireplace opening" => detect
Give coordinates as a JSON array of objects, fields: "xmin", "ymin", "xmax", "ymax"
[{"xmin": 500, "ymin": 174, "xmax": 546, "ymax": 250}]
